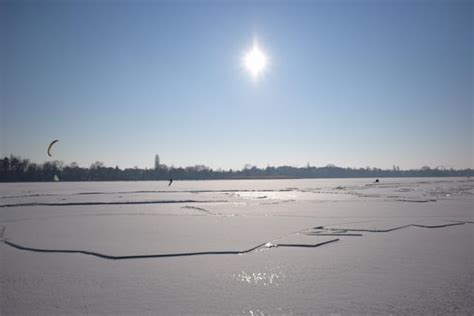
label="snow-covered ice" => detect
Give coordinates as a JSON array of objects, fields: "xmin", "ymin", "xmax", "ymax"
[{"xmin": 1, "ymin": 178, "xmax": 473, "ymax": 314}]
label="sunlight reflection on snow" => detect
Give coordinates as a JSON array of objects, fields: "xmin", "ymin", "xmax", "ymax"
[{"xmin": 233, "ymin": 269, "xmax": 284, "ymax": 287}]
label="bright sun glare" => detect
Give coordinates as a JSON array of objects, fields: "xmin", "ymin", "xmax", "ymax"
[{"xmin": 242, "ymin": 40, "xmax": 268, "ymax": 80}]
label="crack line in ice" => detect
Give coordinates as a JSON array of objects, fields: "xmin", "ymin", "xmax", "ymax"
[
  {"xmin": 325, "ymin": 221, "xmax": 465, "ymax": 233},
  {"xmin": 0, "ymin": 189, "xmax": 296, "ymax": 199},
  {"xmin": 181, "ymin": 205, "xmax": 241, "ymax": 217},
  {"xmin": 1, "ymin": 221, "xmax": 470, "ymax": 260},
  {"xmin": 276, "ymin": 239, "xmax": 339, "ymax": 248},
  {"xmin": 181, "ymin": 205, "xmax": 222, "ymax": 216},
  {"xmin": 411, "ymin": 223, "xmax": 466, "ymax": 228},
  {"xmin": 259, "ymin": 199, "xmax": 296, "ymax": 205},
  {"xmin": 394, "ymin": 199, "xmax": 437, "ymax": 203},
  {"xmin": 0, "ymin": 238, "xmax": 340, "ymax": 260},
  {"xmin": 1, "ymin": 240, "xmax": 269, "ymax": 260},
  {"xmin": 304, "ymin": 233, "xmax": 363, "ymax": 236},
  {"xmin": 0, "ymin": 200, "xmax": 229, "ymax": 208}
]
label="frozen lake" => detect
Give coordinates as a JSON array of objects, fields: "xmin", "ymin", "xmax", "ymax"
[{"xmin": 1, "ymin": 178, "xmax": 473, "ymax": 314}]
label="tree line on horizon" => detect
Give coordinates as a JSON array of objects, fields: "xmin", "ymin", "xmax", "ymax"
[{"xmin": 0, "ymin": 155, "xmax": 472, "ymax": 182}]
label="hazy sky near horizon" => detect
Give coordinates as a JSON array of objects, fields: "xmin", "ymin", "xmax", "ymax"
[{"xmin": 1, "ymin": 0, "xmax": 472, "ymax": 170}]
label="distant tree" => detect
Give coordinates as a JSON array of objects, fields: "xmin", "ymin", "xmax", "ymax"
[
  {"xmin": 1, "ymin": 155, "xmax": 473, "ymax": 182},
  {"xmin": 91, "ymin": 161, "xmax": 105, "ymax": 169}
]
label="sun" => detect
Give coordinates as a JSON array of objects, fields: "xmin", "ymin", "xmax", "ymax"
[{"xmin": 242, "ymin": 40, "xmax": 268, "ymax": 80}]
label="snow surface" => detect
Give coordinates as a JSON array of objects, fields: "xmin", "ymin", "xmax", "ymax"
[{"xmin": 1, "ymin": 178, "xmax": 473, "ymax": 314}]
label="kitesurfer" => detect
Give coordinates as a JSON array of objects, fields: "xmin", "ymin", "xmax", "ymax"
[{"xmin": 47, "ymin": 140, "xmax": 59, "ymax": 157}]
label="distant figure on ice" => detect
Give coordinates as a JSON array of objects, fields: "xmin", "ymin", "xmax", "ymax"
[
  {"xmin": 374, "ymin": 179, "xmax": 379, "ymax": 183},
  {"xmin": 168, "ymin": 178, "xmax": 173, "ymax": 186}
]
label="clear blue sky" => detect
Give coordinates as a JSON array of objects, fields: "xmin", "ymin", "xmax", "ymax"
[{"xmin": 1, "ymin": 0, "xmax": 472, "ymax": 170}]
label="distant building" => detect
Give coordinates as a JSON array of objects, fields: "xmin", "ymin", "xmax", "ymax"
[{"xmin": 154, "ymin": 154, "xmax": 160, "ymax": 170}]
